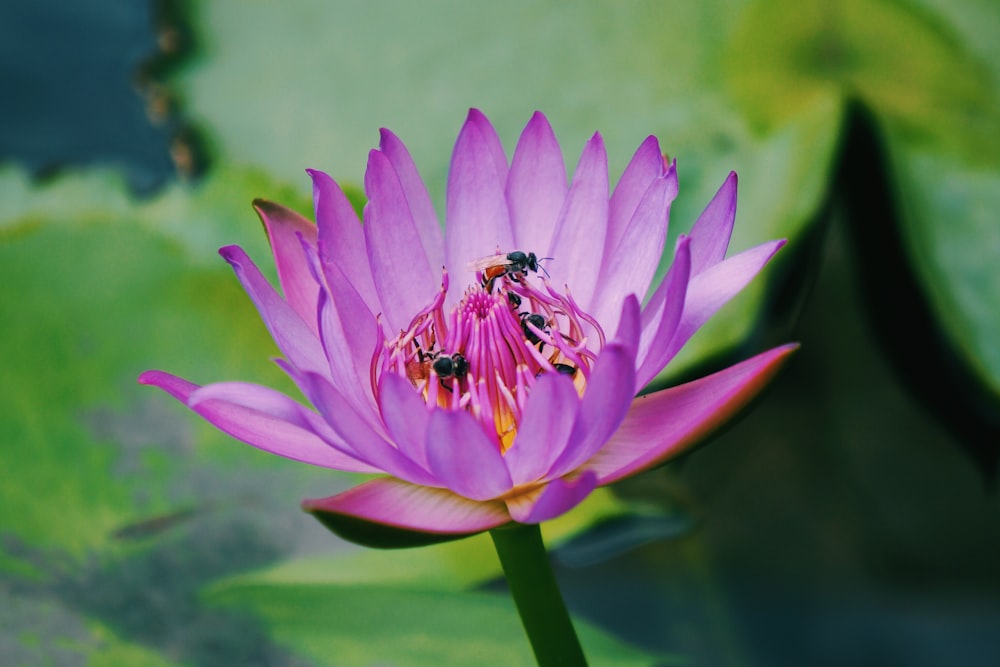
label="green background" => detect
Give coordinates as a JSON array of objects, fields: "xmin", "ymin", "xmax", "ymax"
[{"xmin": 1, "ymin": 1, "xmax": 998, "ymax": 665}]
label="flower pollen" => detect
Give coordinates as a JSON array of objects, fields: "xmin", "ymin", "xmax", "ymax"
[{"xmin": 376, "ymin": 254, "xmax": 605, "ymax": 452}]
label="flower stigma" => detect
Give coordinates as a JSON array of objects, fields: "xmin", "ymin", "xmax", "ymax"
[{"xmin": 376, "ymin": 252, "xmax": 606, "ymax": 453}]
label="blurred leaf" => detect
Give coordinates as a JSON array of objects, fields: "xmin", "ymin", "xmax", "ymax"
[
  {"xmin": 0, "ymin": 165, "xmax": 323, "ymax": 563},
  {"xmin": 891, "ymin": 148, "xmax": 1000, "ymax": 398},
  {"xmin": 723, "ymin": 0, "xmax": 1000, "ymax": 402},
  {"xmin": 207, "ymin": 582, "xmax": 674, "ymax": 667}
]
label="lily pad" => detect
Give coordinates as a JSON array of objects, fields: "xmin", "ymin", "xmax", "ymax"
[
  {"xmin": 207, "ymin": 582, "xmax": 674, "ymax": 667},
  {"xmin": 0, "ymin": 166, "xmax": 325, "ymax": 563},
  {"xmin": 724, "ymin": 0, "xmax": 1000, "ymax": 399}
]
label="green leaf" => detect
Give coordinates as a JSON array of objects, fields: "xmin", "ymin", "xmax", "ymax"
[
  {"xmin": 890, "ymin": 143, "xmax": 1000, "ymax": 398},
  {"xmin": 0, "ymin": 165, "xmax": 327, "ymax": 562},
  {"xmin": 207, "ymin": 582, "xmax": 675, "ymax": 667},
  {"xmin": 723, "ymin": 0, "xmax": 1000, "ymax": 398}
]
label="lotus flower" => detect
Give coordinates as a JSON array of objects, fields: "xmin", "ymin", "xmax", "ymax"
[{"xmin": 139, "ymin": 110, "xmax": 795, "ymax": 546}]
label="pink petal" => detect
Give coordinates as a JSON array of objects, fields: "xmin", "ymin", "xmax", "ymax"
[
  {"xmin": 293, "ymin": 369, "xmax": 439, "ymax": 486},
  {"xmin": 636, "ymin": 236, "xmax": 692, "ymax": 388},
  {"xmin": 504, "ymin": 372, "xmax": 580, "ymax": 486},
  {"xmin": 663, "ymin": 239, "xmax": 786, "ymax": 365},
  {"xmin": 583, "ymin": 343, "xmax": 799, "ymax": 485},
  {"xmin": 688, "ymin": 171, "xmax": 737, "ymax": 276},
  {"xmin": 317, "ymin": 269, "xmax": 379, "ymax": 415},
  {"xmin": 363, "ymin": 149, "xmax": 438, "ymax": 333},
  {"xmin": 378, "ymin": 373, "xmax": 432, "ymax": 469},
  {"xmin": 505, "ymin": 471, "xmax": 598, "ymax": 524},
  {"xmin": 547, "ymin": 343, "xmax": 636, "ymax": 479},
  {"xmin": 425, "ymin": 409, "xmax": 513, "ymax": 501},
  {"xmin": 303, "ymin": 477, "xmax": 511, "ymax": 535},
  {"xmin": 506, "ymin": 111, "xmax": 567, "ymax": 254},
  {"xmin": 613, "ymin": 294, "xmax": 642, "ymax": 361},
  {"xmin": 546, "ymin": 133, "xmax": 609, "ymax": 308},
  {"xmin": 138, "ymin": 371, "xmax": 379, "ymax": 473},
  {"xmin": 253, "ymin": 200, "xmax": 320, "ymax": 335},
  {"xmin": 218, "ymin": 245, "xmax": 328, "ymax": 377},
  {"xmin": 589, "ymin": 167, "xmax": 678, "ymax": 332},
  {"xmin": 308, "ymin": 169, "xmax": 380, "ymax": 314},
  {"xmin": 445, "ymin": 109, "xmax": 513, "ymax": 297},
  {"xmin": 607, "ymin": 136, "xmax": 669, "ymax": 254},
  {"xmin": 378, "ymin": 128, "xmax": 445, "ymax": 270}
]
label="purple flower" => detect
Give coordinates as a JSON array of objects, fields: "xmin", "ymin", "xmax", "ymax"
[{"xmin": 140, "ymin": 110, "xmax": 796, "ymax": 545}]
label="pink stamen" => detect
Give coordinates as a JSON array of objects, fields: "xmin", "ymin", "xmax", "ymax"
[{"xmin": 373, "ymin": 262, "xmax": 606, "ymax": 448}]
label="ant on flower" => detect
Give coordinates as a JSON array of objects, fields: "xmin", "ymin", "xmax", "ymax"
[{"xmin": 468, "ymin": 250, "xmax": 550, "ymax": 291}]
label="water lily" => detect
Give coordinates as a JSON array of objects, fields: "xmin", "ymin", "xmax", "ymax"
[{"xmin": 139, "ymin": 109, "xmax": 795, "ymax": 545}]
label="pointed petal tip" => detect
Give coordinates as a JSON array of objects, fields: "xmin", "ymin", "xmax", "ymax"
[
  {"xmin": 377, "ymin": 127, "xmax": 402, "ymax": 150},
  {"xmin": 135, "ymin": 370, "xmax": 198, "ymax": 403},
  {"xmin": 137, "ymin": 369, "xmax": 163, "ymax": 386},
  {"xmin": 251, "ymin": 198, "xmax": 301, "ymax": 222},
  {"xmin": 529, "ymin": 109, "xmax": 549, "ymax": 123},
  {"xmin": 218, "ymin": 244, "xmax": 241, "ymax": 262}
]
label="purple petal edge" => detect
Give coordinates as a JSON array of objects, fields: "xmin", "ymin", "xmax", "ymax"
[
  {"xmin": 505, "ymin": 471, "xmax": 599, "ymax": 524},
  {"xmin": 303, "ymin": 477, "xmax": 511, "ymax": 534},
  {"xmin": 583, "ymin": 343, "xmax": 799, "ymax": 485}
]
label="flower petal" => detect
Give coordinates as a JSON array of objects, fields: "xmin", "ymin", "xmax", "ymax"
[
  {"xmin": 363, "ymin": 149, "xmax": 438, "ymax": 333},
  {"xmin": 317, "ymin": 266, "xmax": 379, "ymax": 415},
  {"xmin": 378, "ymin": 372, "xmax": 432, "ymax": 469},
  {"xmin": 636, "ymin": 236, "xmax": 692, "ymax": 388},
  {"xmin": 688, "ymin": 171, "xmax": 737, "ymax": 276},
  {"xmin": 425, "ymin": 408, "xmax": 513, "ymax": 501},
  {"xmin": 589, "ymin": 166, "xmax": 678, "ymax": 332},
  {"xmin": 664, "ymin": 239, "xmax": 786, "ymax": 365},
  {"xmin": 505, "ymin": 471, "xmax": 598, "ymax": 524},
  {"xmin": 138, "ymin": 371, "xmax": 379, "ymax": 473},
  {"xmin": 294, "ymin": 369, "xmax": 439, "ymax": 486},
  {"xmin": 504, "ymin": 372, "xmax": 580, "ymax": 486},
  {"xmin": 253, "ymin": 200, "xmax": 320, "ymax": 335},
  {"xmin": 547, "ymin": 343, "xmax": 636, "ymax": 479},
  {"xmin": 308, "ymin": 169, "xmax": 380, "ymax": 314},
  {"xmin": 546, "ymin": 133, "xmax": 609, "ymax": 308},
  {"xmin": 583, "ymin": 344, "xmax": 799, "ymax": 485},
  {"xmin": 445, "ymin": 109, "xmax": 513, "ymax": 296},
  {"xmin": 218, "ymin": 245, "xmax": 328, "ymax": 377},
  {"xmin": 607, "ymin": 136, "xmax": 668, "ymax": 253},
  {"xmin": 506, "ymin": 111, "xmax": 567, "ymax": 254},
  {"xmin": 304, "ymin": 477, "xmax": 511, "ymax": 545},
  {"xmin": 613, "ymin": 294, "xmax": 642, "ymax": 362},
  {"xmin": 378, "ymin": 128, "xmax": 445, "ymax": 270}
]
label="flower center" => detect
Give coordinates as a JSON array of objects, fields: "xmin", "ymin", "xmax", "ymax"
[{"xmin": 376, "ymin": 252, "xmax": 606, "ymax": 452}]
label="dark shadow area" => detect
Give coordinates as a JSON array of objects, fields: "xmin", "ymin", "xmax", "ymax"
[{"xmin": 0, "ymin": 0, "xmax": 206, "ymax": 194}]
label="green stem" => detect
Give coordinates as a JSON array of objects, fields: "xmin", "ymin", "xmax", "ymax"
[{"xmin": 490, "ymin": 523, "xmax": 588, "ymax": 666}]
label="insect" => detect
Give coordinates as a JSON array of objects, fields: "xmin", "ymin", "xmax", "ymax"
[
  {"xmin": 405, "ymin": 356, "xmax": 432, "ymax": 384},
  {"xmin": 468, "ymin": 250, "xmax": 549, "ymax": 290},
  {"xmin": 553, "ymin": 363, "xmax": 576, "ymax": 376},
  {"xmin": 520, "ymin": 312, "xmax": 548, "ymax": 345},
  {"xmin": 432, "ymin": 352, "xmax": 469, "ymax": 380},
  {"xmin": 535, "ymin": 363, "xmax": 577, "ymax": 379}
]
